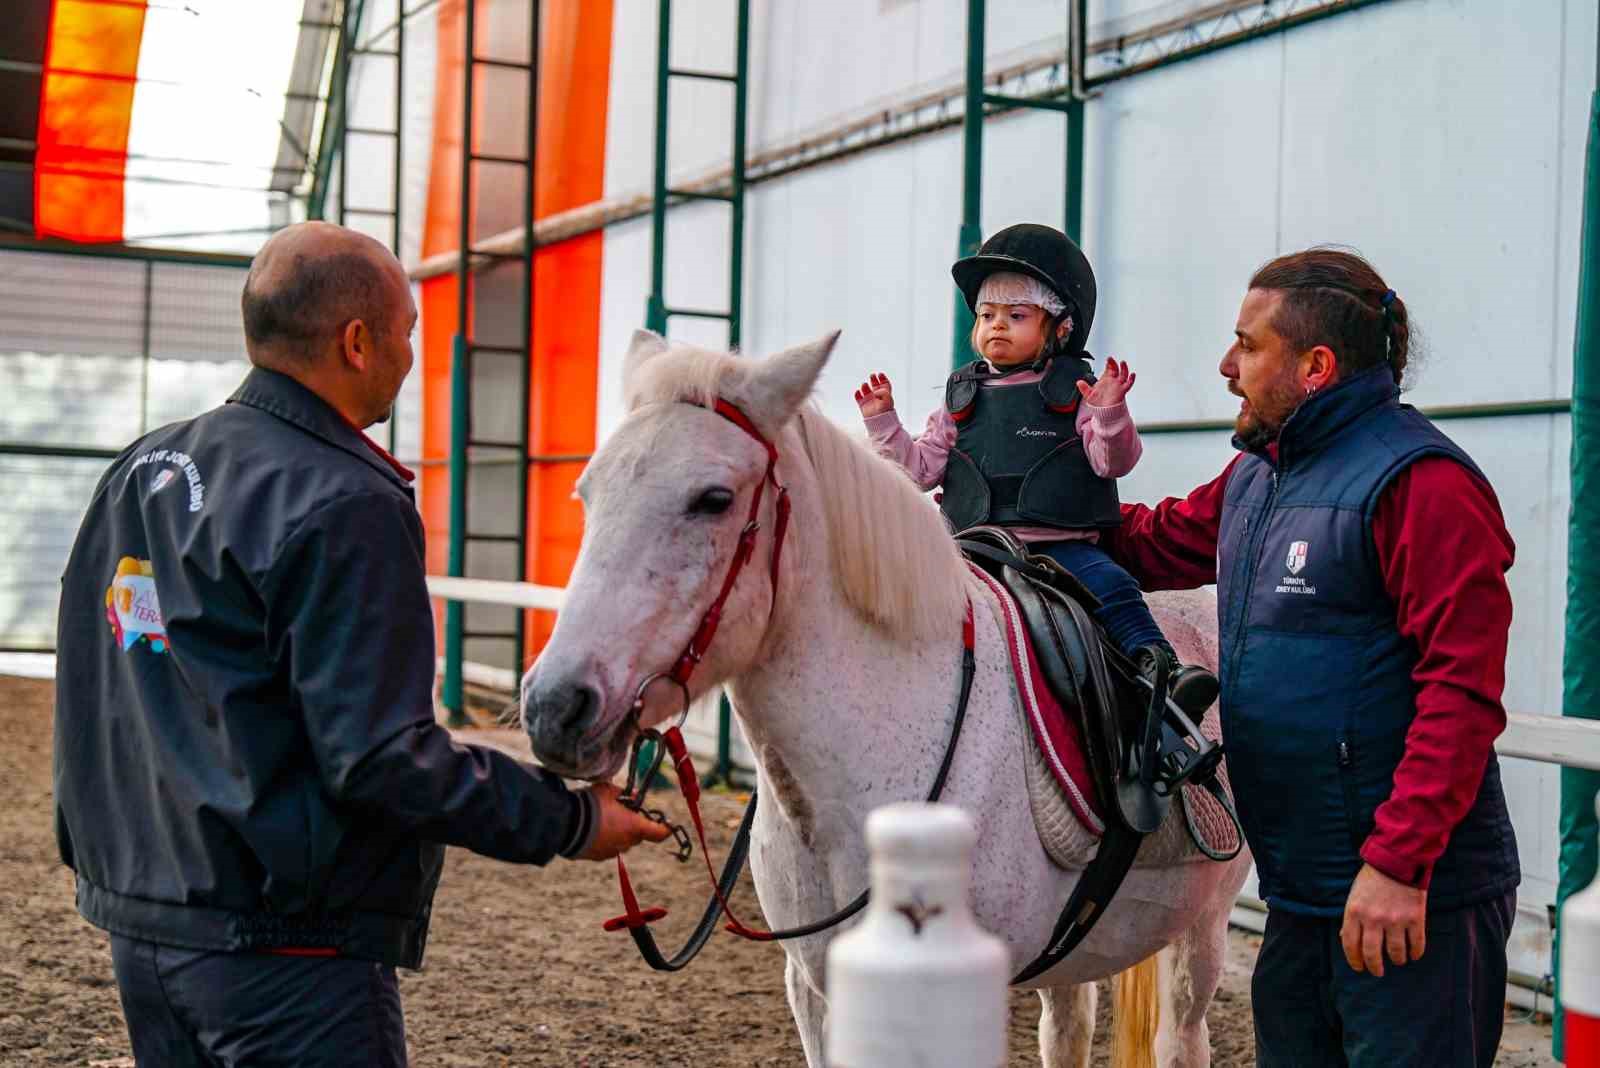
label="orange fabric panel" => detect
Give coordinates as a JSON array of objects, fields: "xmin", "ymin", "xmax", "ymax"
[
  {"xmin": 419, "ymin": 0, "xmax": 466, "ymax": 638},
  {"xmin": 419, "ymin": 276, "xmax": 459, "ymax": 583},
  {"xmin": 523, "ymin": 1, "xmax": 613, "ymax": 655},
  {"xmin": 420, "ymin": 0, "xmax": 465, "ymax": 261},
  {"xmin": 35, "ymin": 0, "xmax": 150, "ymax": 242},
  {"xmin": 419, "ymin": 0, "xmax": 612, "ymax": 657}
]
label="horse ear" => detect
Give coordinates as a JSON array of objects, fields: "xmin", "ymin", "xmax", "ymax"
[
  {"xmin": 745, "ymin": 330, "xmax": 840, "ymax": 427},
  {"xmin": 622, "ymin": 328, "xmax": 670, "ymax": 387}
]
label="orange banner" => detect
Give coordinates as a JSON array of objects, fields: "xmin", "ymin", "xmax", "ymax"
[
  {"xmin": 419, "ymin": 0, "xmax": 614, "ymax": 660},
  {"xmin": 35, "ymin": 0, "xmax": 150, "ymax": 242}
]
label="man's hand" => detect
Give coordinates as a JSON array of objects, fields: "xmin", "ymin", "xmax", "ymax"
[
  {"xmin": 1076, "ymin": 357, "xmax": 1136, "ymax": 406},
  {"xmin": 1340, "ymin": 862, "xmax": 1427, "ymax": 976},
  {"xmin": 854, "ymin": 372, "xmax": 895, "ymax": 418},
  {"xmin": 576, "ymin": 782, "xmax": 673, "ymax": 861}
]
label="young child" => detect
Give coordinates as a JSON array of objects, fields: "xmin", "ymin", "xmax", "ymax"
[{"xmin": 853, "ymin": 223, "xmax": 1218, "ymax": 722}]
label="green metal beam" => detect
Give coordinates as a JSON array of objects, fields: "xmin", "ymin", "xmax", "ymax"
[
  {"xmin": 1083, "ymin": 0, "xmax": 1394, "ymax": 90},
  {"xmin": 645, "ymin": 0, "xmax": 672, "ymax": 334},
  {"xmin": 0, "ymin": 442, "xmax": 122, "ymax": 460},
  {"xmin": 442, "ymin": 333, "xmax": 470, "ymax": 722},
  {"xmin": 1134, "ymin": 398, "xmax": 1572, "ymax": 437},
  {"xmin": 708, "ymin": 0, "xmax": 753, "ymax": 790},
  {"xmin": 309, "ymin": 0, "xmax": 365, "ymax": 221},
  {"xmin": 1065, "ymin": 0, "xmax": 1086, "ymax": 245},
  {"xmin": 0, "ymin": 233, "xmax": 251, "ymax": 269},
  {"xmin": 952, "ymin": 0, "xmax": 985, "ymax": 371},
  {"xmin": 1556, "ymin": 16, "xmax": 1600, "ymax": 1059}
]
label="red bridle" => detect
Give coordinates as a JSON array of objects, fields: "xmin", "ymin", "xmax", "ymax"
[{"xmin": 608, "ymin": 397, "xmax": 790, "ymax": 940}]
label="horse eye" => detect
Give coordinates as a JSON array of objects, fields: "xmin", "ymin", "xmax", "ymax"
[{"xmin": 688, "ymin": 487, "xmax": 735, "ymax": 516}]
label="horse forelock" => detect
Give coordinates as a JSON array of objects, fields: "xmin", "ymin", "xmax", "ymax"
[{"xmin": 624, "ymin": 342, "xmax": 733, "ymax": 415}]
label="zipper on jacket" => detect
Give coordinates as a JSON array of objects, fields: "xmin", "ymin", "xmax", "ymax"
[
  {"xmin": 1337, "ymin": 736, "xmax": 1364, "ymax": 852},
  {"xmin": 1229, "ymin": 467, "xmax": 1279, "ymax": 669}
]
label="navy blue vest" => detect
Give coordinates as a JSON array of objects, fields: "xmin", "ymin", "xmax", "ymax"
[{"xmin": 1217, "ymin": 366, "xmax": 1519, "ymax": 915}]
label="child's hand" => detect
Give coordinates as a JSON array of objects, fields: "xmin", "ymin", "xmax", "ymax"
[
  {"xmin": 854, "ymin": 372, "xmax": 895, "ymax": 418},
  {"xmin": 1077, "ymin": 357, "xmax": 1137, "ymax": 407}
]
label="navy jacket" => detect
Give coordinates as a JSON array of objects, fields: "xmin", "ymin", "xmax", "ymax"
[
  {"xmin": 1217, "ymin": 366, "xmax": 1519, "ymax": 915},
  {"xmin": 54, "ymin": 368, "xmax": 593, "ymax": 967}
]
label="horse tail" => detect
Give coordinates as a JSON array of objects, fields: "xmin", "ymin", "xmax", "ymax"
[{"xmin": 1110, "ymin": 952, "xmax": 1159, "ymax": 1068}]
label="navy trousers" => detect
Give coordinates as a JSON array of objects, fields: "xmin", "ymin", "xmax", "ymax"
[
  {"xmin": 109, "ymin": 934, "xmax": 408, "ymax": 1067},
  {"xmin": 1252, "ymin": 892, "xmax": 1515, "ymax": 1067},
  {"xmin": 1033, "ymin": 539, "xmax": 1166, "ymax": 656}
]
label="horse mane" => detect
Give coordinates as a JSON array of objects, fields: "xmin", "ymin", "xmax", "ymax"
[{"xmin": 626, "ymin": 343, "xmax": 972, "ymax": 643}]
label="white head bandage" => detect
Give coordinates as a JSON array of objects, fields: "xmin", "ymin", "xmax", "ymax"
[{"xmin": 975, "ymin": 271, "xmax": 1066, "ymax": 317}]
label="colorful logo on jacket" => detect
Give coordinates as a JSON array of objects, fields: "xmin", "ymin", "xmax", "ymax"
[
  {"xmin": 105, "ymin": 557, "xmax": 169, "ymax": 653},
  {"xmin": 1285, "ymin": 540, "xmax": 1309, "ymax": 575}
]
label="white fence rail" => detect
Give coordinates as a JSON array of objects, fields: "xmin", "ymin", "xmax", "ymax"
[{"xmin": 424, "ymin": 575, "xmax": 1600, "ymax": 772}]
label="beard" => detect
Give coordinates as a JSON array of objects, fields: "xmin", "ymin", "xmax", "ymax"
[{"xmin": 1232, "ymin": 370, "xmax": 1303, "ymax": 451}]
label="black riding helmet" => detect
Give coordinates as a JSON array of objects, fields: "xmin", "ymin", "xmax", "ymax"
[{"xmin": 952, "ymin": 223, "xmax": 1097, "ymax": 356}]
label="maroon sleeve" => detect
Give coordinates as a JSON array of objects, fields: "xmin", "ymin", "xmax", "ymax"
[
  {"xmin": 1106, "ymin": 455, "xmax": 1242, "ymax": 591},
  {"xmin": 1358, "ymin": 457, "xmax": 1516, "ymax": 889}
]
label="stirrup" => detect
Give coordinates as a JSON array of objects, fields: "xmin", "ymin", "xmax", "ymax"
[
  {"xmin": 1138, "ymin": 690, "xmax": 1223, "ymax": 795},
  {"xmin": 1125, "ymin": 652, "xmax": 1223, "ymax": 797}
]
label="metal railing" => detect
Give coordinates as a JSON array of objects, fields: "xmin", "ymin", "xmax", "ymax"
[{"xmin": 424, "ymin": 574, "xmax": 1600, "ymax": 774}]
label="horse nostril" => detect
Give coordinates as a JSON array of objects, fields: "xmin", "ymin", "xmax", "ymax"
[{"xmin": 550, "ymin": 681, "xmax": 598, "ymax": 733}]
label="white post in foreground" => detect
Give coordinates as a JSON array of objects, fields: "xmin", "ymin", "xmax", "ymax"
[
  {"xmin": 1564, "ymin": 796, "xmax": 1600, "ymax": 1067},
  {"xmin": 825, "ymin": 802, "xmax": 1008, "ymax": 1068}
]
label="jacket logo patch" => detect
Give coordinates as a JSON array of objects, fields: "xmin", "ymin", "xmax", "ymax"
[
  {"xmin": 1014, "ymin": 427, "xmax": 1059, "ymax": 439},
  {"xmin": 1275, "ymin": 540, "xmax": 1316, "ymax": 596},
  {"xmin": 131, "ymin": 448, "xmax": 206, "ymax": 512},
  {"xmin": 105, "ymin": 557, "xmax": 169, "ymax": 653}
]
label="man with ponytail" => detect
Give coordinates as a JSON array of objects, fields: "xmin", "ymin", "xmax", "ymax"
[{"xmin": 1110, "ymin": 247, "xmax": 1519, "ymax": 1067}]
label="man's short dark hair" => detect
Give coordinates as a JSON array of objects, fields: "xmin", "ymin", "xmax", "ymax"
[{"xmin": 241, "ymin": 250, "xmax": 392, "ymax": 357}]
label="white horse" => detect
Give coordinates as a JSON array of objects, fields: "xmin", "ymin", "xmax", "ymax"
[{"xmin": 522, "ymin": 329, "xmax": 1251, "ymax": 1067}]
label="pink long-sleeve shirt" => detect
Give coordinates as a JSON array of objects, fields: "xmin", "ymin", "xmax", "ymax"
[{"xmin": 862, "ymin": 368, "xmax": 1143, "ymax": 544}]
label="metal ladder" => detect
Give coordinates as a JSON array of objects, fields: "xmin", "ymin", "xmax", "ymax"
[
  {"xmin": 441, "ymin": 0, "xmax": 541, "ymax": 724},
  {"xmin": 643, "ymin": 0, "xmax": 752, "ymax": 787},
  {"xmin": 334, "ymin": 0, "xmax": 406, "ymax": 452},
  {"xmin": 952, "ymin": 0, "xmax": 1088, "ymax": 370}
]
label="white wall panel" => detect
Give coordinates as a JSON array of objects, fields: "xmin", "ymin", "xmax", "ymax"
[
  {"xmin": 1084, "ymin": 35, "xmax": 1286, "ymax": 422},
  {"xmin": 1278, "ymin": 1, "xmax": 1570, "ymax": 408},
  {"xmin": 1555, "ymin": 0, "xmax": 1598, "ymax": 400},
  {"xmin": 588, "ymin": 0, "xmax": 1592, "ymax": 933}
]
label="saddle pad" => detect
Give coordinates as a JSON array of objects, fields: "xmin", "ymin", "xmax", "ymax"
[
  {"xmin": 969, "ymin": 565, "xmax": 1104, "ymax": 841},
  {"xmin": 1181, "ymin": 705, "xmax": 1241, "ymax": 859}
]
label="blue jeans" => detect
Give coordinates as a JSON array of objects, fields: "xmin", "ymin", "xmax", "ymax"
[
  {"xmin": 1033, "ymin": 539, "xmax": 1166, "ymax": 657},
  {"xmin": 110, "ymin": 934, "xmax": 408, "ymax": 1067}
]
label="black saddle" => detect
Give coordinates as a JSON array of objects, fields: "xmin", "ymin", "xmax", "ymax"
[{"xmin": 955, "ymin": 526, "xmax": 1221, "ymax": 836}]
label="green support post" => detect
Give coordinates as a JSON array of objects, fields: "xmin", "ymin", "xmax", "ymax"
[
  {"xmin": 708, "ymin": 0, "xmax": 753, "ymax": 790},
  {"xmin": 1064, "ymin": 0, "xmax": 1086, "ymax": 245},
  {"xmin": 443, "ymin": 333, "xmax": 470, "ymax": 726},
  {"xmin": 645, "ymin": 0, "xmax": 672, "ymax": 334},
  {"xmin": 952, "ymin": 0, "xmax": 986, "ymax": 371},
  {"xmin": 1557, "ymin": 17, "xmax": 1600, "ymax": 1060},
  {"xmin": 641, "ymin": 0, "xmax": 750, "ymax": 789},
  {"xmin": 955, "ymin": 0, "xmax": 1088, "ymax": 365}
]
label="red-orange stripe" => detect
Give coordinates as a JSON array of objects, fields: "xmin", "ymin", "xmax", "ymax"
[
  {"xmin": 419, "ymin": 0, "xmax": 612, "ymax": 661},
  {"xmin": 525, "ymin": 0, "xmax": 613, "ymax": 657},
  {"xmin": 35, "ymin": 0, "xmax": 149, "ymax": 242}
]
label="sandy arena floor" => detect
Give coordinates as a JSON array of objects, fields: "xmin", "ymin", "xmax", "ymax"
[{"xmin": 0, "ymin": 674, "xmax": 1557, "ymax": 1066}]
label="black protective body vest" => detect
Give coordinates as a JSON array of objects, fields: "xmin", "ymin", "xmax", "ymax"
[{"xmin": 939, "ymin": 357, "xmax": 1122, "ymax": 532}]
